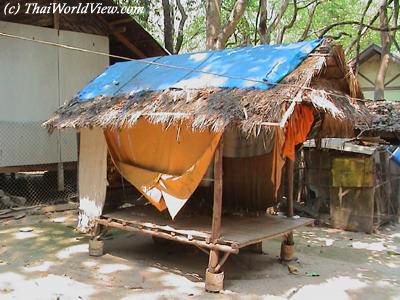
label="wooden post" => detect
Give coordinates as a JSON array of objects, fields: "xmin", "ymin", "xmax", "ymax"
[
  {"xmin": 77, "ymin": 128, "xmax": 108, "ymax": 233},
  {"xmin": 57, "ymin": 162, "xmax": 65, "ymax": 192},
  {"xmin": 287, "ymin": 157, "xmax": 295, "ymax": 218},
  {"xmin": 53, "ymin": 0, "xmax": 60, "ymax": 31},
  {"xmin": 206, "ymin": 137, "xmax": 224, "ymax": 292},
  {"xmin": 209, "ymin": 137, "xmax": 223, "ymax": 271},
  {"xmin": 281, "ymin": 156, "xmax": 295, "ymax": 260}
]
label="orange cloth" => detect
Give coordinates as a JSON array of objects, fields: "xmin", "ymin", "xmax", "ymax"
[
  {"xmin": 271, "ymin": 127, "xmax": 286, "ymax": 198},
  {"xmin": 104, "ymin": 118, "xmax": 222, "ymax": 218},
  {"xmin": 282, "ymin": 104, "xmax": 314, "ymax": 161}
]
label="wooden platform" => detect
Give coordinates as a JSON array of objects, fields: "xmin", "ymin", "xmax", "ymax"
[{"xmin": 97, "ymin": 206, "xmax": 314, "ymax": 254}]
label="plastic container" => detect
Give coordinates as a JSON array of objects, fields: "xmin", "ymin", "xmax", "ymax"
[{"xmin": 390, "ymin": 147, "xmax": 400, "ymax": 166}]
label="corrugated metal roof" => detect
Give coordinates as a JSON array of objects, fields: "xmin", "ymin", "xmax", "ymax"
[{"xmin": 77, "ymin": 39, "xmax": 322, "ymax": 102}]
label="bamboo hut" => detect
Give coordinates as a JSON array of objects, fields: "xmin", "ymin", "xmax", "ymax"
[
  {"xmin": 301, "ymin": 100, "xmax": 400, "ymax": 233},
  {"xmin": 44, "ymin": 38, "xmax": 369, "ymax": 291}
]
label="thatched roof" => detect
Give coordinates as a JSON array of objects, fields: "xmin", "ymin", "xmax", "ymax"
[
  {"xmin": 44, "ymin": 40, "xmax": 370, "ymax": 136},
  {"xmin": 356, "ymin": 100, "xmax": 400, "ymax": 142}
]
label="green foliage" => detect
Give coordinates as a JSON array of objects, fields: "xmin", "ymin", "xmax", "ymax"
[{"xmin": 117, "ymin": 0, "xmax": 394, "ymax": 57}]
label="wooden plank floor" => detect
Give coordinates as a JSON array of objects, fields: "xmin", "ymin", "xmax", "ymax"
[{"xmin": 102, "ymin": 206, "xmax": 314, "ymax": 248}]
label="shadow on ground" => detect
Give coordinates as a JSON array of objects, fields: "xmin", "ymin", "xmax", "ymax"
[{"xmin": 0, "ymin": 212, "xmax": 399, "ymax": 299}]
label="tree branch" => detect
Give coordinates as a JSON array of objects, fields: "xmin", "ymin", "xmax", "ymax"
[
  {"xmin": 298, "ymin": 0, "xmax": 322, "ymax": 9},
  {"xmin": 344, "ymin": 3, "xmax": 384, "ymax": 55},
  {"xmin": 219, "ymin": 0, "xmax": 248, "ymax": 47},
  {"xmin": 318, "ymin": 20, "xmax": 400, "ymax": 38},
  {"xmin": 354, "ymin": 0, "xmax": 373, "ymax": 74},
  {"xmin": 175, "ymin": 0, "xmax": 188, "ymax": 53},
  {"xmin": 277, "ymin": 0, "xmax": 298, "ymax": 44},
  {"xmin": 260, "ymin": 0, "xmax": 290, "ymax": 44},
  {"xmin": 298, "ymin": 0, "xmax": 319, "ymax": 41},
  {"xmin": 254, "ymin": 0, "xmax": 262, "ymax": 44}
]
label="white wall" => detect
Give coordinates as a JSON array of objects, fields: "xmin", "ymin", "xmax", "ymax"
[
  {"xmin": 0, "ymin": 21, "xmax": 109, "ymax": 167},
  {"xmin": 357, "ymin": 54, "xmax": 400, "ymax": 101}
]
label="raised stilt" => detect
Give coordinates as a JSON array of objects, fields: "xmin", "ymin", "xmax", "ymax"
[
  {"xmin": 281, "ymin": 157, "xmax": 295, "ymax": 261},
  {"xmin": 205, "ymin": 137, "xmax": 224, "ymax": 293},
  {"xmin": 89, "ymin": 223, "xmax": 108, "ymax": 257}
]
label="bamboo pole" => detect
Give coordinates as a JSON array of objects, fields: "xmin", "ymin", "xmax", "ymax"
[
  {"xmin": 208, "ymin": 137, "xmax": 224, "ymax": 273},
  {"xmin": 96, "ymin": 219, "xmax": 238, "ymax": 254}
]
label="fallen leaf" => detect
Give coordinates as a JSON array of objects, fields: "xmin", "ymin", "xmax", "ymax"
[
  {"xmin": 305, "ymin": 272, "xmax": 320, "ymax": 277},
  {"xmin": 123, "ymin": 285, "xmax": 143, "ymax": 290},
  {"xmin": 288, "ymin": 265, "xmax": 299, "ymax": 275},
  {"xmin": 1, "ymin": 287, "xmax": 14, "ymax": 293}
]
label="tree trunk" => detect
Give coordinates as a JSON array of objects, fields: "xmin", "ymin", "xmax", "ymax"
[
  {"xmin": 374, "ymin": 0, "xmax": 393, "ymax": 100},
  {"xmin": 162, "ymin": 0, "xmax": 174, "ymax": 53},
  {"xmin": 258, "ymin": 0, "xmax": 267, "ymax": 44},
  {"xmin": 206, "ymin": 0, "xmax": 222, "ymax": 50}
]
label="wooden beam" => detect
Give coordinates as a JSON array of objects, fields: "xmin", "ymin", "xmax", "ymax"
[
  {"xmin": 208, "ymin": 137, "xmax": 224, "ymax": 273},
  {"xmin": 109, "ymin": 17, "xmax": 133, "ymax": 26},
  {"xmin": 112, "ymin": 26, "xmax": 127, "ymax": 34},
  {"xmin": 384, "ymin": 72, "xmax": 400, "ymax": 87},
  {"xmin": 97, "ymin": 16, "xmax": 146, "ymax": 58},
  {"xmin": 112, "ymin": 31, "xmax": 146, "ymax": 58},
  {"xmin": 358, "ymin": 72, "xmax": 375, "ymax": 86},
  {"xmin": 361, "ymin": 86, "xmax": 400, "ymax": 91}
]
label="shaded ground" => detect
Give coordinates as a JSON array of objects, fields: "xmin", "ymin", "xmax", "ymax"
[{"xmin": 0, "ymin": 212, "xmax": 399, "ymax": 299}]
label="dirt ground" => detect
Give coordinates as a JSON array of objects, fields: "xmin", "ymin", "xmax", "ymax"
[{"xmin": 0, "ymin": 211, "xmax": 399, "ymax": 300}]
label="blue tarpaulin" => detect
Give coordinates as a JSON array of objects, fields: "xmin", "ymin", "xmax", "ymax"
[{"xmin": 77, "ymin": 39, "xmax": 322, "ymax": 102}]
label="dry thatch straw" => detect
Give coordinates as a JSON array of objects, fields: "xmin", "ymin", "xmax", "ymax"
[{"xmin": 43, "ymin": 43, "xmax": 371, "ymax": 137}]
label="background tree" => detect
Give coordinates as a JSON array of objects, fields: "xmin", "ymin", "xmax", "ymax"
[
  {"xmin": 205, "ymin": 0, "xmax": 248, "ymax": 50},
  {"xmin": 374, "ymin": 0, "xmax": 398, "ymax": 100},
  {"xmin": 161, "ymin": 0, "xmax": 188, "ymax": 53},
  {"xmin": 121, "ymin": 1, "xmax": 398, "ymax": 61},
  {"xmin": 118, "ymin": 0, "xmax": 400, "ymax": 99}
]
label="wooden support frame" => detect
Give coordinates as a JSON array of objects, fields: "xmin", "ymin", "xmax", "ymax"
[
  {"xmin": 96, "ymin": 218, "xmax": 239, "ymax": 254},
  {"xmin": 88, "ymin": 136, "xmax": 314, "ymax": 290}
]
